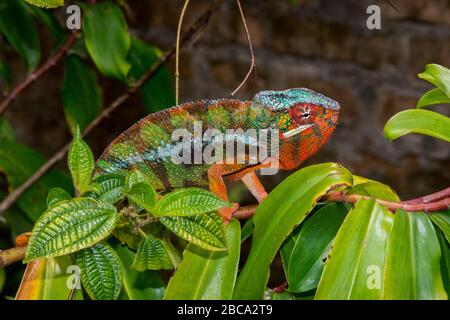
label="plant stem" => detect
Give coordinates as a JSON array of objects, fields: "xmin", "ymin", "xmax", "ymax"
[
  {"xmin": 0, "ymin": 32, "xmax": 78, "ymax": 116},
  {"xmin": 0, "ymin": 246, "xmax": 27, "ymax": 268},
  {"xmin": 0, "ymin": 0, "xmax": 224, "ymax": 217}
]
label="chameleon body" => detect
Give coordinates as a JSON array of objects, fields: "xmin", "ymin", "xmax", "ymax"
[{"xmin": 95, "ymin": 88, "xmax": 340, "ymax": 221}]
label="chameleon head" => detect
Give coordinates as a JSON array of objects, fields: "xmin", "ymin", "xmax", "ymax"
[
  {"xmin": 253, "ymin": 88, "xmax": 340, "ymax": 140},
  {"xmin": 252, "ymin": 88, "xmax": 340, "ymax": 168}
]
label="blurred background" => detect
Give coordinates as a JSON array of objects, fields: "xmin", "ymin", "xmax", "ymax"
[
  {"xmin": 2, "ymin": 0, "xmax": 449, "ymax": 202},
  {"xmin": 0, "ymin": 0, "xmax": 450, "ymax": 296}
]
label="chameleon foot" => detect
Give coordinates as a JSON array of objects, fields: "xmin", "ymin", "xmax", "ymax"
[{"xmin": 218, "ymin": 202, "xmax": 239, "ymax": 224}]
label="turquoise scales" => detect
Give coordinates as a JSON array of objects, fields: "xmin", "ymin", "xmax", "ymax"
[{"xmin": 95, "ymin": 88, "xmax": 340, "ymax": 191}]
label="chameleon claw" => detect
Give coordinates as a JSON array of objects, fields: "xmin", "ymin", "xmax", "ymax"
[{"xmin": 219, "ymin": 202, "xmax": 239, "ymax": 224}]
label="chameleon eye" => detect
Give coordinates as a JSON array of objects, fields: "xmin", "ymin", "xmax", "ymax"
[{"xmin": 302, "ymin": 112, "xmax": 310, "ymax": 118}]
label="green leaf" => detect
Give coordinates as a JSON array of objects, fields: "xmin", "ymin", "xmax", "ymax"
[
  {"xmin": 24, "ymin": 0, "xmax": 64, "ymax": 9},
  {"xmin": 315, "ymin": 199, "xmax": 394, "ymax": 299},
  {"xmin": 46, "ymin": 187, "xmax": 71, "ymax": 208},
  {"xmin": 164, "ymin": 219, "xmax": 241, "ymax": 300},
  {"xmin": 0, "ymin": 139, "xmax": 72, "ymax": 221},
  {"xmin": 125, "ymin": 169, "xmax": 148, "ymax": 190},
  {"xmin": 75, "ymin": 242, "xmax": 123, "ymax": 300},
  {"xmin": 15, "ymin": 256, "xmax": 83, "ymax": 300},
  {"xmin": 0, "ymin": 0, "xmax": 40, "ymax": 71},
  {"xmin": 88, "ymin": 174, "xmax": 126, "ymax": 205},
  {"xmin": 0, "ymin": 268, "xmax": 5, "ymax": 294},
  {"xmin": 234, "ymin": 163, "xmax": 353, "ymax": 300},
  {"xmin": 155, "ymin": 188, "xmax": 230, "ymax": 217},
  {"xmin": 383, "ymin": 210, "xmax": 447, "ymax": 299},
  {"xmin": 26, "ymin": 5, "xmax": 64, "ymax": 41},
  {"xmin": 0, "ymin": 60, "xmax": 11, "ymax": 92},
  {"xmin": 241, "ymin": 218, "xmax": 254, "ymax": 243},
  {"xmin": 160, "ymin": 212, "xmax": 226, "ymax": 251},
  {"xmin": 62, "ymin": 55, "xmax": 103, "ymax": 133},
  {"xmin": 436, "ymin": 231, "xmax": 450, "ymax": 295},
  {"xmin": 128, "ymin": 37, "xmax": 175, "ymax": 112},
  {"xmin": 418, "ymin": 64, "xmax": 450, "ymax": 97},
  {"xmin": 112, "ymin": 242, "xmax": 165, "ymax": 300},
  {"xmin": 0, "ymin": 118, "xmax": 14, "ymax": 141},
  {"xmin": 417, "ymin": 88, "xmax": 450, "ymax": 108},
  {"xmin": 83, "ymin": 2, "xmax": 131, "ymax": 82},
  {"xmin": 287, "ymin": 203, "xmax": 348, "ymax": 293},
  {"xmin": 68, "ymin": 128, "xmax": 95, "ymax": 194},
  {"xmin": 132, "ymin": 234, "xmax": 174, "ymax": 271},
  {"xmin": 127, "ymin": 182, "xmax": 157, "ymax": 210},
  {"xmin": 349, "ymin": 178, "xmax": 400, "ymax": 202},
  {"xmin": 24, "ymin": 198, "xmax": 118, "ymax": 262},
  {"xmin": 384, "ymin": 109, "xmax": 450, "ymax": 142},
  {"xmin": 429, "ymin": 211, "xmax": 450, "ymax": 243}
]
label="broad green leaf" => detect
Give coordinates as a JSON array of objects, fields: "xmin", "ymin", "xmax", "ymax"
[
  {"xmin": 436, "ymin": 231, "xmax": 450, "ymax": 295},
  {"xmin": 24, "ymin": 0, "xmax": 63, "ymax": 9},
  {"xmin": 0, "ymin": 139, "xmax": 72, "ymax": 221},
  {"xmin": 417, "ymin": 88, "xmax": 450, "ymax": 108},
  {"xmin": 0, "ymin": 0, "xmax": 40, "ymax": 71},
  {"xmin": 46, "ymin": 187, "xmax": 71, "ymax": 208},
  {"xmin": 24, "ymin": 198, "xmax": 118, "ymax": 262},
  {"xmin": 418, "ymin": 64, "xmax": 450, "ymax": 97},
  {"xmin": 127, "ymin": 182, "xmax": 157, "ymax": 210},
  {"xmin": 160, "ymin": 212, "xmax": 226, "ymax": 251},
  {"xmin": 165, "ymin": 219, "xmax": 241, "ymax": 300},
  {"xmin": 112, "ymin": 242, "xmax": 165, "ymax": 300},
  {"xmin": 15, "ymin": 256, "xmax": 83, "ymax": 300},
  {"xmin": 62, "ymin": 55, "xmax": 103, "ymax": 133},
  {"xmin": 88, "ymin": 174, "xmax": 125, "ymax": 205},
  {"xmin": 75, "ymin": 242, "xmax": 123, "ymax": 300},
  {"xmin": 68, "ymin": 128, "xmax": 95, "ymax": 195},
  {"xmin": 287, "ymin": 203, "xmax": 347, "ymax": 293},
  {"xmin": 0, "ymin": 118, "xmax": 14, "ymax": 141},
  {"xmin": 384, "ymin": 109, "xmax": 450, "ymax": 142},
  {"xmin": 83, "ymin": 2, "xmax": 131, "ymax": 82},
  {"xmin": 128, "ymin": 37, "xmax": 175, "ymax": 112},
  {"xmin": 156, "ymin": 188, "xmax": 230, "ymax": 217},
  {"xmin": 315, "ymin": 199, "xmax": 393, "ymax": 299},
  {"xmin": 349, "ymin": 177, "xmax": 400, "ymax": 202},
  {"xmin": 234, "ymin": 163, "xmax": 353, "ymax": 299},
  {"xmin": 132, "ymin": 234, "xmax": 173, "ymax": 271},
  {"xmin": 26, "ymin": 5, "xmax": 64, "ymax": 40},
  {"xmin": 429, "ymin": 211, "xmax": 450, "ymax": 243},
  {"xmin": 383, "ymin": 210, "xmax": 447, "ymax": 299},
  {"xmin": 0, "ymin": 60, "xmax": 11, "ymax": 92}
]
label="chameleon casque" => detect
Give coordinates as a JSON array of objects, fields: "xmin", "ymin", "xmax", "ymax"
[{"xmin": 95, "ymin": 88, "xmax": 340, "ymax": 222}]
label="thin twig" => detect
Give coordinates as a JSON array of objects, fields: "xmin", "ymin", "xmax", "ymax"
[
  {"xmin": 230, "ymin": 0, "xmax": 255, "ymax": 96},
  {"xmin": 0, "ymin": 0, "xmax": 224, "ymax": 216},
  {"xmin": 175, "ymin": 0, "xmax": 191, "ymax": 105},
  {"xmin": 0, "ymin": 32, "xmax": 78, "ymax": 116},
  {"xmin": 0, "ymin": 246, "xmax": 27, "ymax": 268},
  {"xmin": 401, "ymin": 187, "xmax": 450, "ymax": 205}
]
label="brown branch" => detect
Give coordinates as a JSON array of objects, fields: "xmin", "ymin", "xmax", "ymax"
[
  {"xmin": 401, "ymin": 187, "xmax": 450, "ymax": 205},
  {"xmin": 0, "ymin": 32, "xmax": 78, "ymax": 116},
  {"xmin": 0, "ymin": 0, "xmax": 224, "ymax": 216},
  {"xmin": 0, "ymin": 246, "xmax": 27, "ymax": 268}
]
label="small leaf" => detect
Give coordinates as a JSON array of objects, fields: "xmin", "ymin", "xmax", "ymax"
[
  {"xmin": 83, "ymin": 2, "xmax": 131, "ymax": 82},
  {"xmin": 287, "ymin": 203, "xmax": 348, "ymax": 293},
  {"xmin": 112, "ymin": 242, "xmax": 165, "ymax": 300},
  {"xmin": 156, "ymin": 188, "xmax": 230, "ymax": 217},
  {"xmin": 125, "ymin": 169, "xmax": 148, "ymax": 190},
  {"xmin": 165, "ymin": 219, "xmax": 241, "ymax": 300},
  {"xmin": 87, "ymin": 174, "xmax": 126, "ymax": 205},
  {"xmin": 75, "ymin": 242, "xmax": 123, "ymax": 300},
  {"xmin": 384, "ymin": 109, "xmax": 450, "ymax": 142},
  {"xmin": 62, "ymin": 55, "xmax": 103, "ymax": 133},
  {"xmin": 429, "ymin": 211, "xmax": 450, "ymax": 243},
  {"xmin": 24, "ymin": 0, "xmax": 64, "ymax": 9},
  {"xmin": 0, "ymin": 0, "xmax": 40, "ymax": 71},
  {"xmin": 127, "ymin": 37, "xmax": 175, "ymax": 112},
  {"xmin": 0, "ymin": 118, "xmax": 14, "ymax": 141},
  {"xmin": 132, "ymin": 234, "xmax": 174, "ymax": 271},
  {"xmin": 417, "ymin": 88, "xmax": 450, "ymax": 108},
  {"xmin": 24, "ymin": 198, "xmax": 118, "ymax": 262},
  {"xmin": 68, "ymin": 128, "xmax": 95, "ymax": 194},
  {"xmin": 418, "ymin": 64, "xmax": 450, "ymax": 97},
  {"xmin": 160, "ymin": 212, "xmax": 226, "ymax": 251},
  {"xmin": 46, "ymin": 187, "xmax": 71, "ymax": 208},
  {"xmin": 349, "ymin": 177, "xmax": 400, "ymax": 202},
  {"xmin": 383, "ymin": 210, "xmax": 447, "ymax": 300},
  {"xmin": 127, "ymin": 182, "xmax": 157, "ymax": 210}
]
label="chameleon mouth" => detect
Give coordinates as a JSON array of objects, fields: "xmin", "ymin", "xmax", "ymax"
[{"xmin": 282, "ymin": 124, "xmax": 313, "ymax": 139}]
